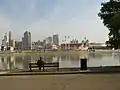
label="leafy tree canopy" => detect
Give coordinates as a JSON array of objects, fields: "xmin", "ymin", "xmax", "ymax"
[{"xmin": 98, "ymin": 0, "xmax": 120, "ymax": 49}]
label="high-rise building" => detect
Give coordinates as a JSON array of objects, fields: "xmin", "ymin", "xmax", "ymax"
[
  {"xmin": 2, "ymin": 33, "xmax": 8, "ymax": 47},
  {"xmin": 4, "ymin": 33, "xmax": 7, "ymax": 42},
  {"xmin": 9, "ymin": 31, "xmax": 12, "ymax": 46},
  {"xmin": 45, "ymin": 36, "xmax": 53, "ymax": 49},
  {"xmin": 46, "ymin": 37, "xmax": 52, "ymax": 44},
  {"xmin": 43, "ymin": 39, "xmax": 46, "ymax": 49},
  {"xmin": 53, "ymin": 34, "xmax": 59, "ymax": 45},
  {"xmin": 11, "ymin": 40, "xmax": 15, "ymax": 47},
  {"xmin": 15, "ymin": 41, "xmax": 22, "ymax": 50},
  {"xmin": 22, "ymin": 31, "xmax": 32, "ymax": 50}
]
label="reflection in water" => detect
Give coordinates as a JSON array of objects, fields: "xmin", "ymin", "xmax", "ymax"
[
  {"xmin": 7, "ymin": 56, "xmax": 12, "ymax": 70},
  {"xmin": 0, "ymin": 52, "xmax": 120, "ymax": 71},
  {"xmin": 61, "ymin": 55, "xmax": 66, "ymax": 61},
  {"xmin": 60, "ymin": 55, "xmax": 80, "ymax": 68},
  {"xmin": 52, "ymin": 56, "xmax": 58, "ymax": 62},
  {"xmin": 89, "ymin": 53, "xmax": 96, "ymax": 58},
  {"xmin": 14, "ymin": 56, "xmax": 23, "ymax": 69},
  {"xmin": 23, "ymin": 55, "xmax": 31, "ymax": 69},
  {"xmin": 1, "ymin": 57, "xmax": 4, "ymax": 63}
]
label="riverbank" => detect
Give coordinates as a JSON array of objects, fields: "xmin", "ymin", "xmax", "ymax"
[
  {"xmin": 0, "ymin": 49, "xmax": 119, "ymax": 56},
  {"xmin": 0, "ymin": 50, "xmax": 88, "ymax": 56}
]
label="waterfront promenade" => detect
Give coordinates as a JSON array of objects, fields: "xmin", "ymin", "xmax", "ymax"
[{"xmin": 0, "ymin": 74, "xmax": 120, "ymax": 90}]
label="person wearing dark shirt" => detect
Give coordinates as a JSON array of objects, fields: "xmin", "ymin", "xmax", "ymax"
[{"xmin": 37, "ymin": 57, "xmax": 44, "ymax": 70}]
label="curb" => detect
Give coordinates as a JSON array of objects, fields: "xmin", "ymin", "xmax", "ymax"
[{"xmin": 0, "ymin": 70, "xmax": 120, "ymax": 76}]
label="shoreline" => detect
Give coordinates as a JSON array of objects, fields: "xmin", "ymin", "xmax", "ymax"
[
  {"xmin": 1, "ymin": 66, "xmax": 120, "ymax": 76},
  {"xmin": 0, "ymin": 50, "xmax": 119, "ymax": 56}
]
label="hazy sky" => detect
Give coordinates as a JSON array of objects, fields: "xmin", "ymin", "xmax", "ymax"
[{"xmin": 0, "ymin": 0, "xmax": 109, "ymax": 43}]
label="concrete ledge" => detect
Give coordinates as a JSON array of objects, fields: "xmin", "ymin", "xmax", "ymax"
[
  {"xmin": 1, "ymin": 66, "xmax": 120, "ymax": 76},
  {"xmin": 1, "ymin": 70, "xmax": 120, "ymax": 76}
]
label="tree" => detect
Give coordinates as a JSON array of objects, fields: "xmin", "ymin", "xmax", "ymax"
[{"xmin": 98, "ymin": 0, "xmax": 120, "ymax": 49}]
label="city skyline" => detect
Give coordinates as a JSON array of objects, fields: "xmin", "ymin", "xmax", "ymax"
[
  {"xmin": 0, "ymin": 0, "xmax": 108, "ymax": 43},
  {"xmin": 0, "ymin": 31, "xmax": 95, "ymax": 44}
]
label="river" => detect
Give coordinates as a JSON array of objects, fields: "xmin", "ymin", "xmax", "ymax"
[{"xmin": 0, "ymin": 52, "xmax": 120, "ymax": 71}]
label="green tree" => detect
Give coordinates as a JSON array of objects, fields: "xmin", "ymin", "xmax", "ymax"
[{"xmin": 98, "ymin": 0, "xmax": 120, "ymax": 49}]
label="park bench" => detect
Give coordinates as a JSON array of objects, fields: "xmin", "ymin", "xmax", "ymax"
[
  {"xmin": 29, "ymin": 63, "xmax": 41, "ymax": 71},
  {"xmin": 42, "ymin": 62, "xmax": 59, "ymax": 71},
  {"xmin": 29, "ymin": 61, "xmax": 59, "ymax": 71}
]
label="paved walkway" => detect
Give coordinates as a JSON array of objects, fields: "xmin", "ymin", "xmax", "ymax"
[{"xmin": 0, "ymin": 74, "xmax": 120, "ymax": 90}]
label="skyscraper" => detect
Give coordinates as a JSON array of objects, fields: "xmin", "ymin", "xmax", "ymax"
[
  {"xmin": 4, "ymin": 33, "xmax": 7, "ymax": 42},
  {"xmin": 46, "ymin": 36, "xmax": 52, "ymax": 44},
  {"xmin": 53, "ymin": 34, "xmax": 59, "ymax": 45},
  {"xmin": 2, "ymin": 33, "xmax": 8, "ymax": 47},
  {"xmin": 9, "ymin": 31, "xmax": 12, "ymax": 46},
  {"xmin": 45, "ymin": 36, "xmax": 53, "ymax": 49},
  {"xmin": 11, "ymin": 40, "xmax": 15, "ymax": 47},
  {"xmin": 22, "ymin": 31, "xmax": 32, "ymax": 50}
]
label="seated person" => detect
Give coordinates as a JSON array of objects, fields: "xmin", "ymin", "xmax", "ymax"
[{"xmin": 37, "ymin": 57, "xmax": 44, "ymax": 67}]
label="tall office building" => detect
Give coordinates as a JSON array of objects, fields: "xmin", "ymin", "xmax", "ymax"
[
  {"xmin": 53, "ymin": 34, "xmax": 59, "ymax": 45},
  {"xmin": 9, "ymin": 31, "xmax": 12, "ymax": 46},
  {"xmin": 46, "ymin": 36, "xmax": 52, "ymax": 44},
  {"xmin": 22, "ymin": 31, "xmax": 32, "ymax": 50},
  {"xmin": 2, "ymin": 33, "xmax": 8, "ymax": 47},
  {"xmin": 15, "ymin": 41, "xmax": 22, "ymax": 50},
  {"xmin": 4, "ymin": 33, "xmax": 7, "ymax": 42},
  {"xmin": 45, "ymin": 36, "xmax": 53, "ymax": 49},
  {"xmin": 11, "ymin": 40, "xmax": 15, "ymax": 47}
]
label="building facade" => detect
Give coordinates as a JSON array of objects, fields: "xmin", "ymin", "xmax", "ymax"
[
  {"xmin": 61, "ymin": 44, "xmax": 82, "ymax": 50},
  {"xmin": 89, "ymin": 43, "xmax": 107, "ymax": 49},
  {"xmin": 22, "ymin": 31, "xmax": 32, "ymax": 50},
  {"xmin": 11, "ymin": 40, "xmax": 15, "ymax": 47},
  {"xmin": 45, "ymin": 36, "xmax": 52, "ymax": 49},
  {"xmin": 46, "ymin": 37, "xmax": 52, "ymax": 44},
  {"xmin": 53, "ymin": 34, "xmax": 59, "ymax": 45},
  {"xmin": 70, "ymin": 39, "xmax": 78, "ymax": 44},
  {"xmin": 15, "ymin": 41, "xmax": 22, "ymax": 50},
  {"xmin": 2, "ymin": 33, "xmax": 8, "ymax": 47},
  {"xmin": 9, "ymin": 31, "xmax": 12, "ymax": 46}
]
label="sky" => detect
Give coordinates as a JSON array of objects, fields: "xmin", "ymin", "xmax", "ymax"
[{"xmin": 0, "ymin": 0, "xmax": 109, "ymax": 43}]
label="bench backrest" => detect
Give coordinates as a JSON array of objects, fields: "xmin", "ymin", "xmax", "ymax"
[{"xmin": 44, "ymin": 62, "xmax": 59, "ymax": 66}]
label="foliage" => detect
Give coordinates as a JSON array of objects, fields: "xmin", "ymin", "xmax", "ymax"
[{"xmin": 98, "ymin": 0, "xmax": 120, "ymax": 49}]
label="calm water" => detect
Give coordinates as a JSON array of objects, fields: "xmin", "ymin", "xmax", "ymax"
[{"xmin": 0, "ymin": 52, "xmax": 120, "ymax": 71}]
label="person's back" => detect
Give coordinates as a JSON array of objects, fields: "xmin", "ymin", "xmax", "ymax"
[
  {"xmin": 37, "ymin": 57, "xmax": 44, "ymax": 67},
  {"xmin": 37, "ymin": 60, "xmax": 41, "ymax": 67}
]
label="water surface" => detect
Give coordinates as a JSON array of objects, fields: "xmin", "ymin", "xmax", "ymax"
[{"xmin": 0, "ymin": 52, "xmax": 120, "ymax": 71}]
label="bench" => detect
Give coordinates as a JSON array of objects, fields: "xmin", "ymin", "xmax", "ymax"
[
  {"xmin": 29, "ymin": 62, "xmax": 59, "ymax": 71},
  {"xmin": 43, "ymin": 62, "xmax": 59, "ymax": 71},
  {"xmin": 29, "ymin": 63, "xmax": 41, "ymax": 71}
]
